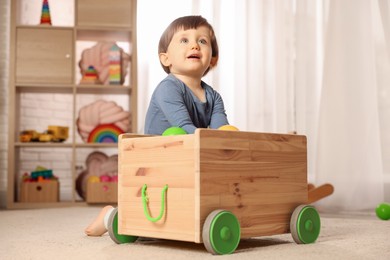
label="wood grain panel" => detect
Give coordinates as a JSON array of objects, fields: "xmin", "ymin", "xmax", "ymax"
[{"xmin": 118, "ymin": 129, "xmax": 308, "ymax": 243}]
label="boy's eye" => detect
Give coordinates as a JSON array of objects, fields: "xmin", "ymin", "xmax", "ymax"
[
  {"xmin": 199, "ymin": 39, "xmax": 207, "ymax": 44},
  {"xmin": 180, "ymin": 38, "xmax": 188, "ymax": 44}
]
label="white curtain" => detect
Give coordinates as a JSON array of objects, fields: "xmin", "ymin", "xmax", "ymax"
[
  {"xmin": 137, "ymin": 0, "xmax": 389, "ymax": 211},
  {"xmin": 316, "ymin": 0, "xmax": 384, "ymax": 211}
]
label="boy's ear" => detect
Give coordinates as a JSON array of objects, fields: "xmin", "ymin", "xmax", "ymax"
[
  {"xmin": 210, "ymin": 56, "xmax": 218, "ymax": 68},
  {"xmin": 159, "ymin": 53, "xmax": 170, "ymax": 67}
]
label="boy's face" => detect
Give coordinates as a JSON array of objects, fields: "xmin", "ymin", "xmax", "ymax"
[{"xmin": 160, "ymin": 26, "xmax": 216, "ymax": 78}]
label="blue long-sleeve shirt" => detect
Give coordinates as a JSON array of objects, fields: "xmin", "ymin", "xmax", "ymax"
[{"xmin": 144, "ymin": 74, "xmax": 229, "ymax": 135}]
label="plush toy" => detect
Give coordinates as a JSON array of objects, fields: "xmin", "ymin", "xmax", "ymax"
[
  {"xmin": 79, "ymin": 42, "xmax": 130, "ymax": 85},
  {"xmin": 77, "ymin": 100, "xmax": 131, "ymax": 142},
  {"xmin": 75, "ymin": 151, "xmax": 118, "ymax": 200}
]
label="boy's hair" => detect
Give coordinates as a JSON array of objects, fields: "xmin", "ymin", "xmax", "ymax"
[{"xmin": 158, "ymin": 15, "xmax": 219, "ymax": 75}]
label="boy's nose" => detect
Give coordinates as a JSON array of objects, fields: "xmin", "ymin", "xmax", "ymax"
[{"xmin": 191, "ymin": 43, "xmax": 200, "ymax": 50}]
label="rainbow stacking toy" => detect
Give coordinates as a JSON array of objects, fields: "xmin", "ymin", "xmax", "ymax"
[
  {"xmin": 87, "ymin": 124, "xmax": 124, "ymax": 143},
  {"xmin": 80, "ymin": 65, "xmax": 101, "ymax": 84},
  {"xmin": 109, "ymin": 45, "xmax": 122, "ymax": 85},
  {"xmin": 40, "ymin": 0, "xmax": 52, "ymax": 25}
]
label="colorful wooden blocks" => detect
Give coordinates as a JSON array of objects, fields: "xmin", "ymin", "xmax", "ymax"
[
  {"xmin": 109, "ymin": 45, "xmax": 122, "ymax": 85},
  {"xmin": 40, "ymin": 0, "xmax": 52, "ymax": 25}
]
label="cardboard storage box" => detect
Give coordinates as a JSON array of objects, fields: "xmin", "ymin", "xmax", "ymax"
[
  {"xmin": 86, "ymin": 182, "xmax": 118, "ymax": 203},
  {"xmin": 20, "ymin": 181, "xmax": 59, "ymax": 202},
  {"xmin": 117, "ymin": 129, "xmax": 308, "ymax": 243}
]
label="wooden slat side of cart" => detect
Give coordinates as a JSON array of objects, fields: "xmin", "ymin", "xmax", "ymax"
[{"xmin": 117, "ymin": 129, "xmax": 307, "ymax": 243}]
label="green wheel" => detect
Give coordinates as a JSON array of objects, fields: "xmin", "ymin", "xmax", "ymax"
[
  {"xmin": 290, "ymin": 205, "xmax": 321, "ymax": 244},
  {"xmin": 108, "ymin": 208, "xmax": 138, "ymax": 244},
  {"xmin": 202, "ymin": 210, "xmax": 241, "ymax": 255}
]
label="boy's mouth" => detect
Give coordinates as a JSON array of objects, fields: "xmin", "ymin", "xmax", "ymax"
[{"xmin": 187, "ymin": 54, "xmax": 200, "ymax": 59}]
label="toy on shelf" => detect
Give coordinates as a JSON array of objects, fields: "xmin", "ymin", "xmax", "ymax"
[
  {"xmin": 80, "ymin": 65, "xmax": 102, "ymax": 84},
  {"xmin": 77, "ymin": 100, "xmax": 130, "ymax": 143},
  {"xmin": 87, "ymin": 173, "xmax": 118, "ymax": 184},
  {"xmin": 40, "ymin": 0, "xmax": 52, "ymax": 25},
  {"xmin": 87, "ymin": 123, "xmax": 124, "ymax": 143},
  {"xmin": 109, "ymin": 45, "xmax": 122, "ymax": 85},
  {"xmin": 376, "ymin": 203, "xmax": 390, "ymax": 220},
  {"xmin": 22, "ymin": 166, "xmax": 58, "ymax": 183},
  {"xmin": 20, "ymin": 166, "xmax": 59, "ymax": 203},
  {"xmin": 19, "ymin": 130, "xmax": 39, "ymax": 142},
  {"xmin": 79, "ymin": 42, "xmax": 130, "ymax": 85},
  {"xmin": 88, "ymin": 175, "xmax": 100, "ymax": 183},
  {"xmin": 19, "ymin": 126, "xmax": 69, "ymax": 143},
  {"xmin": 75, "ymin": 151, "xmax": 118, "ymax": 203}
]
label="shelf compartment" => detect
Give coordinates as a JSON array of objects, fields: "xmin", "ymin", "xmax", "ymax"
[
  {"xmin": 16, "ymin": 27, "xmax": 74, "ymax": 84},
  {"xmin": 75, "ymin": 40, "xmax": 132, "ymax": 86},
  {"xmin": 74, "ymin": 147, "xmax": 119, "ymax": 202},
  {"xmin": 14, "ymin": 147, "xmax": 74, "ymax": 203},
  {"xmin": 14, "ymin": 92, "xmax": 74, "ymax": 144},
  {"xmin": 76, "ymin": 0, "xmax": 133, "ymax": 28},
  {"xmin": 15, "ymin": 0, "xmax": 75, "ymax": 27}
]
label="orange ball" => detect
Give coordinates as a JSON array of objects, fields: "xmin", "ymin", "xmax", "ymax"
[
  {"xmin": 218, "ymin": 125, "xmax": 239, "ymax": 131},
  {"xmin": 88, "ymin": 175, "xmax": 100, "ymax": 183}
]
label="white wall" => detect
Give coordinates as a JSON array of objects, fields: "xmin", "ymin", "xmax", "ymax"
[
  {"xmin": 1, "ymin": 0, "xmax": 390, "ymax": 208},
  {"xmin": 0, "ymin": 0, "xmax": 10, "ymax": 208}
]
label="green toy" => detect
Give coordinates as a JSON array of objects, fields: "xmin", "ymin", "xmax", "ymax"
[
  {"xmin": 290, "ymin": 205, "xmax": 321, "ymax": 244},
  {"xmin": 142, "ymin": 184, "xmax": 168, "ymax": 222},
  {"xmin": 162, "ymin": 126, "xmax": 187, "ymax": 136},
  {"xmin": 202, "ymin": 210, "xmax": 241, "ymax": 255},
  {"xmin": 108, "ymin": 208, "xmax": 138, "ymax": 244},
  {"xmin": 375, "ymin": 203, "xmax": 390, "ymax": 220}
]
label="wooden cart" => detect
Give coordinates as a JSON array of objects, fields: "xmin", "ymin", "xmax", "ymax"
[{"xmin": 108, "ymin": 129, "xmax": 321, "ymax": 255}]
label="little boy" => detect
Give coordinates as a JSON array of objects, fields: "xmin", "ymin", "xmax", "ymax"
[{"xmin": 85, "ymin": 15, "xmax": 229, "ymax": 236}]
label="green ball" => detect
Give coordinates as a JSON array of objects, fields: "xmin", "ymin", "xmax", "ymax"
[
  {"xmin": 375, "ymin": 203, "xmax": 390, "ymax": 220},
  {"xmin": 162, "ymin": 126, "xmax": 187, "ymax": 136}
]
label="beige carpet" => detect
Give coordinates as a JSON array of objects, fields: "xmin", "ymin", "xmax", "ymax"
[{"xmin": 0, "ymin": 206, "xmax": 389, "ymax": 260}]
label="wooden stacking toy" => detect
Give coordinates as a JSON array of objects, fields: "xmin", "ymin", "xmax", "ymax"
[
  {"xmin": 109, "ymin": 45, "xmax": 122, "ymax": 85},
  {"xmin": 40, "ymin": 0, "xmax": 52, "ymax": 25},
  {"xmin": 80, "ymin": 65, "xmax": 101, "ymax": 84}
]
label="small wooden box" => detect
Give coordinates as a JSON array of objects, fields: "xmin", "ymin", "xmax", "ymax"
[
  {"xmin": 20, "ymin": 181, "xmax": 59, "ymax": 203},
  {"xmin": 86, "ymin": 182, "xmax": 118, "ymax": 203},
  {"xmin": 118, "ymin": 129, "xmax": 308, "ymax": 243}
]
